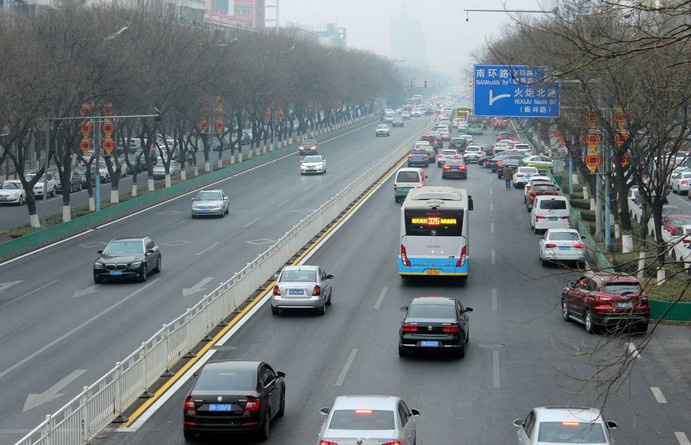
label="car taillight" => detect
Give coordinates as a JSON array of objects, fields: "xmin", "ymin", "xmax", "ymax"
[
  {"xmin": 408, "ymin": 154, "xmax": 412, "ymax": 159},
  {"xmin": 423, "ymin": 155, "xmax": 428, "ymax": 159},
  {"xmin": 184, "ymin": 396, "xmax": 196, "ymax": 412},
  {"xmin": 682, "ymin": 180, "xmax": 688, "ymax": 185},
  {"xmin": 536, "ymin": 215, "xmax": 546, "ymax": 219},
  {"xmin": 442, "ymin": 325, "xmax": 460, "ymax": 333},
  {"xmin": 516, "ymin": 174, "xmax": 523, "ymax": 177},
  {"xmin": 545, "ymin": 243, "xmax": 557, "ymax": 248},
  {"xmin": 460, "ymin": 165, "xmax": 466, "ymax": 170},
  {"xmin": 574, "ymin": 243, "xmax": 585, "ymax": 248},
  {"xmin": 319, "ymin": 442, "xmax": 338, "ymax": 445},
  {"xmin": 402, "ymin": 323, "xmax": 418, "ymax": 332},
  {"xmin": 456, "ymin": 245, "xmax": 466, "ymax": 267},
  {"xmin": 313, "ymin": 285, "xmax": 321, "ymax": 296},
  {"xmin": 382, "ymin": 442, "xmax": 402, "ymax": 445},
  {"xmin": 443, "ymin": 165, "xmax": 451, "ymax": 170},
  {"xmin": 245, "ymin": 397, "xmax": 260, "ymax": 411},
  {"xmin": 273, "ymin": 285, "xmax": 281, "ymax": 296},
  {"xmin": 401, "ymin": 244, "xmax": 411, "ymax": 266},
  {"xmin": 496, "ymin": 161, "xmax": 502, "ymax": 166}
]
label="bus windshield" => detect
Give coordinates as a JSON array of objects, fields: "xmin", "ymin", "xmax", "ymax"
[{"xmin": 404, "ymin": 209, "xmax": 464, "ymax": 236}]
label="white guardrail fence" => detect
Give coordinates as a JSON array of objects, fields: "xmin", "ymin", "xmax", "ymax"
[{"xmin": 16, "ymin": 119, "xmax": 432, "ymax": 445}]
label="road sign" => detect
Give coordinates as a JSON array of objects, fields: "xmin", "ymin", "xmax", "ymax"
[{"xmin": 473, "ymin": 65, "xmax": 559, "ymax": 118}]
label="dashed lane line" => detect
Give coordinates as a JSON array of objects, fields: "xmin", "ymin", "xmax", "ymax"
[
  {"xmin": 335, "ymin": 348, "xmax": 359, "ymax": 387},
  {"xmin": 374, "ymin": 287, "xmax": 388, "ymax": 309},
  {"xmin": 676, "ymin": 432, "xmax": 690, "ymax": 445},
  {"xmin": 650, "ymin": 387, "xmax": 667, "ymax": 404}
]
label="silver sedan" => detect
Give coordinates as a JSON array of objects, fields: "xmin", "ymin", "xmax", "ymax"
[
  {"xmin": 318, "ymin": 395, "xmax": 420, "ymax": 445},
  {"xmin": 271, "ymin": 265, "xmax": 333, "ymax": 315},
  {"xmin": 191, "ymin": 189, "xmax": 229, "ymax": 218}
]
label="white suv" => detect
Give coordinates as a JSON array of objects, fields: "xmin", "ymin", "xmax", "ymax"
[
  {"xmin": 513, "ymin": 406, "xmax": 617, "ymax": 444},
  {"xmin": 462, "ymin": 146, "xmax": 485, "ymax": 163}
]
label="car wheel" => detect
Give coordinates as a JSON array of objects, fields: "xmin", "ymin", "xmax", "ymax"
[
  {"xmin": 271, "ymin": 306, "xmax": 280, "ymax": 315},
  {"xmin": 183, "ymin": 427, "xmax": 196, "ymax": 441},
  {"xmin": 561, "ymin": 299, "xmax": 570, "ymax": 321},
  {"xmin": 257, "ymin": 409, "xmax": 271, "ymax": 441},
  {"xmin": 317, "ymin": 299, "xmax": 326, "ymax": 315},
  {"xmin": 220, "ymin": 209, "xmax": 225, "ymax": 218},
  {"xmin": 584, "ymin": 310, "xmax": 596, "ymax": 334},
  {"xmin": 456, "ymin": 344, "xmax": 466, "ymax": 358},
  {"xmin": 225, "ymin": 206, "xmax": 229, "ymax": 215},
  {"xmin": 277, "ymin": 389, "xmax": 286, "ymax": 417},
  {"xmin": 326, "ymin": 289, "xmax": 332, "ymax": 305},
  {"xmin": 18, "ymin": 195, "xmax": 24, "ymax": 205},
  {"xmin": 94, "ymin": 275, "xmax": 103, "ymax": 284},
  {"xmin": 139, "ymin": 265, "xmax": 148, "ymax": 282},
  {"xmin": 153, "ymin": 256, "xmax": 161, "ymax": 273},
  {"xmin": 541, "ymin": 257, "xmax": 548, "ymax": 267},
  {"xmin": 398, "ymin": 346, "xmax": 408, "ymax": 357},
  {"xmin": 635, "ymin": 322, "xmax": 649, "ymax": 334}
]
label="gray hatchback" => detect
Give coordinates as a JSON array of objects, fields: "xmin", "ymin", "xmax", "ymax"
[{"xmin": 271, "ymin": 265, "xmax": 333, "ymax": 315}]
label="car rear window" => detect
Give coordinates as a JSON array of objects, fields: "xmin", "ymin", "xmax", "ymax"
[
  {"xmin": 533, "ymin": 185, "xmax": 557, "ymax": 192},
  {"xmin": 280, "ymin": 269, "xmax": 317, "ymax": 282},
  {"xmin": 549, "ymin": 232, "xmax": 580, "ymax": 241},
  {"xmin": 396, "ymin": 171, "xmax": 420, "ymax": 182},
  {"xmin": 602, "ymin": 283, "xmax": 642, "ymax": 295},
  {"xmin": 329, "ymin": 410, "xmax": 395, "ymax": 430},
  {"xmin": 539, "ymin": 199, "xmax": 567, "ymax": 210},
  {"xmin": 195, "ymin": 370, "xmax": 256, "ymax": 391},
  {"xmin": 537, "ymin": 421, "xmax": 606, "ymax": 443},
  {"xmin": 408, "ymin": 303, "xmax": 455, "ymax": 319}
]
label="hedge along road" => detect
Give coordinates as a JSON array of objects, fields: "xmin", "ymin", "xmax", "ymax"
[{"xmin": 0, "ymin": 116, "xmax": 432, "ymax": 444}]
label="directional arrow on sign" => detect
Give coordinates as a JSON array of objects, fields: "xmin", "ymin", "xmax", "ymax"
[
  {"xmin": 489, "ymin": 90, "xmax": 512, "ymax": 106},
  {"xmin": 23, "ymin": 369, "xmax": 86, "ymax": 412},
  {"xmin": 183, "ymin": 277, "xmax": 214, "ymax": 297},
  {"xmin": 73, "ymin": 285, "xmax": 100, "ymax": 298},
  {"xmin": 0, "ymin": 280, "xmax": 22, "ymax": 294}
]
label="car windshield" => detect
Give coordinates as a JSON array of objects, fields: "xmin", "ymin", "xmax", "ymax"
[
  {"xmin": 396, "ymin": 171, "xmax": 420, "ymax": 182},
  {"xmin": 442, "ymin": 151, "xmax": 457, "ymax": 156},
  {"xmin": 549, "ymin": 232, "xmax": 580, "ymax": 241},
  {"xmin": 302, "ymin": 140, "xmax": 316, "ymax": 145},
  {"xmin": 329, "ymin": 409, "xmax": 395, "ymax": 430},
  {"xmin": 303, "ymin": 156, "xmax": 322, "ymax": 163},
  {"xmin": 194, "ymin": 369, "xmax": 256, "ymax": 391},
  {"xmin": 280, "ymin": 269, "xmax": 317, "ymax": 282},
  {"xmin": 103, "ymin": 241, "xmax": 144, "ymax": 255},
  {"xmin": 602, "ymin": 283, "xmax": 642, "ymax": 295},
  {"xmin": 537, "ymin": 421, "xmax": 606, "ymax": 443},
  {"xmin": 196, "ymin": 191, "xmax": 222, "ymax": 201},
  {"xmin": 408, "ymin": 303, "xmax": 455, "ymax": 319},
  {"xmin": 1, "ymin": 182, "xmax": 21, "ymax": 190}
]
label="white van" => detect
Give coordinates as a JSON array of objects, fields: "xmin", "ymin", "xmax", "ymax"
[
  {"xmin": 394, "ymin": 168, "xmax": 427, "ymax": 203},
  {"xmin": 530, "ymin": 195, "xmax": 570, "ymax": 232}
]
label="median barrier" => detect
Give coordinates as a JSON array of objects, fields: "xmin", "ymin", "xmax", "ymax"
[
  {"xmin": 0, "ymin": 116, "xmax": 378, "ymax": 262},
  {"xmin": 14, "ymin": 117, "xmax": 430, "ymax": 445}
]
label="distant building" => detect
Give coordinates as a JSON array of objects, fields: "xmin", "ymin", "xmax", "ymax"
[
  {"xmin": 204, "ymin": 0, "xmax": 265, "ymax": 30},
  {"xmin": 389, "ymin": 14, "xmax": 427, "ymax": 68},
  {"xmin": 285, "ymin": 22, "xmax": 346, "ymax": 47}
]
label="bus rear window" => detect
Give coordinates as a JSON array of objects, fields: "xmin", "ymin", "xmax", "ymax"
[{"xmin": 405, "ymin": 210, "xmax": 463, "ymax": 236}]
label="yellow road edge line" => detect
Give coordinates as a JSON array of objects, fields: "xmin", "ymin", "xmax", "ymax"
[{"xmin": 121, "ymin": 153, "xmax": 407, "ymax": 428}]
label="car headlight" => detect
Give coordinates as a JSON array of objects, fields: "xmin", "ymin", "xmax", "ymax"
[
  {"xmin": 129, "ymin": 261, "xmax": 142, "ymax": 268},
  {"xmin": 94, "ymin": 262, "xmax": 104, "ymax": 269}
]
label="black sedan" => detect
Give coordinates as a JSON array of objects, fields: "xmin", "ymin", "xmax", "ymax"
[
  {"xmin": 54, "ymin": 171, "xmax": 83, "ymax": 193},
  {"xmin": 496, "ymin": 157, "xmax": 523, "ymax": 178},
  {"xmin": 183, "ymin": 360, "xmax": 286, "ymax": 441},
  {"xmin": 399, "ymin": 296, "xmax": 472, "ymax": 358},
  {"xmin": 442, "ymin": 158, "xmax": 468, "ymax": 179},
  {"xmin": 93, "ymin": 237, "xmax": 162, "ymax": 283}
]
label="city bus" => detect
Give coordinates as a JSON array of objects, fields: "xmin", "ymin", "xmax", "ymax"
[
  {"xmin": 399, "ymin": 186, "xmax": 474, "ymax": 278},
  {"xmin": 455, "ymin": 106, "xmax": 472, "ymax": 120},
  {"xmin": 466, "ymin": 115, "xmax": 484, "ymax": 135}
]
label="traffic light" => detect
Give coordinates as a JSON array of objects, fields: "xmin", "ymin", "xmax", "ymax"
[
  {"xmin": 424, "ymin": 81, "xmax": 427, "ymax": 88},
  {"xmin": 409, "ymin": 80, "xmax": 413, "ymax": 88}
]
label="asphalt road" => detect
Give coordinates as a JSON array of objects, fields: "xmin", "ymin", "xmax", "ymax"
[
  {"xmin": 0, "ymin": 116, "xmax": 433, "ymax": 443},
  {"xmin": 92, "ymin": 131, "xmax": 691, "ymax": 444}
]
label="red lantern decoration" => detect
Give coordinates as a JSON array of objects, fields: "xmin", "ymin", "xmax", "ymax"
[
  {"xmin": 583, "ymin": 131, "xmax": 603, "ymax": 146},
  {"xmin": 101, "ymin": 139, "xmax": 116, "ymax": 155},
  {"xmin": 79, "ymin": 140, "xmax": 93, "ymax": 155},
  {"xmin": 215, "ymin": 121, "xmax": 225, "ymax": 133},
  {"xmin": 614, "ymin": 131, "xmax": 629, "ymax": 148},
  {"xmin": 584, "ymin": 153, "xmax": 602, "ymax": 173}
]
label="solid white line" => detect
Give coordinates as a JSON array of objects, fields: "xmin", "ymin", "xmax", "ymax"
[
  {"xmin": 374, "ymin": 287, "xmax": 388, "ymax": 309},
  {"xmin": 491, "ymin": 288, "xmax": 498, "ymax": 312},
  {"xmin": 493, "ymin": 350, "xmax": 500, "ymax": 388},
  {"xmin": 168, "ymin": 219, "xmax": 187, "ymax": 230},
  {"xmin": 196, "ymin": 242, "xmax": 220, "ymax": 256},
  {"xmin": 491, "ymin": 249, "xmax": 496, "ymax": 265},
  {"xmin": 490, "ymin": 203, "xmax": 494, "ymax": 212},
  {"xmin": 2, "ymin": 121, "xmax": 380, "ymax": 268},
  {"xmin": 628, "ymin": 341, "xmax": 641, "ymax": 359},
  {"xmin": 0, "ymin": 279, "xmax": 159, "ymax": 381},
  {"xmin": 243, "ymin": 217, "xmax": 260, "ymax": 228},
  {"xmin": 277, "ymin": 198, "xmax": 291, "ymax": 208},
  {"xmin": 303, "ymin": 185, "xmax": 314, "ymax": 192},
  {"xmin": 490, "ymin": 222, "xmax": 495, "ymax": 234},
  {"xmin": 0, "ymin": 280, "xmax": 58, "ymax": 310},
  {"xmin": 650, "ymin": 387, "xmax": 667, "ymax": 404},
  {"xmin": 676, "ymin": 432, "xmax": 690, "ymax": 445},
  {"xmin": 335, "ymin": 348, "xmax": 359, "ymax": 387}
]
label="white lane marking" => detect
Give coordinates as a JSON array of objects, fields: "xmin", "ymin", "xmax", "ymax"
[
  {"xmin": 676, "ymin": 432, "xmax": 690, "ymax": 445},
  {"xmin": 650, "ymin": 387, "xmax": 667, "ymax": 404},
  {"xmin": 492, "ymin": 288, "xmax": 498, "ymax": 312},
  {"xmin": 243, "ymin": 217, "xmax": 260, "ymax": 228},
  {"xmin": 490, "ymin": 203, "xmax": 494, "ymax": 212},
  {"xmin": 493, "ymin": 350, "xmax": 500, "ymax": 388},
  {"xmin": 168, "ymin": 219, "xmax": 187, "ymax": 229},
  {"xmin": 196, "ymin": 242, "xmax": 220, "ymax": 256},
  {"xmin": 0, "ymin": 279, "xmax": 159, "ymax": 381},
  {"xmin": 277, "ymin": 198, "xmax": 291, "ymax": 207},
  {"xmin": 335, "ymin": 348, "xmax": 359, "ymax": 387},
  {"xmin": 490, "ymin": 222, "xmax": 495, "ymax": 234},
  {"xmin": 491, "ymin": 249, "xmax": 496, "ymax": 265},
  {"xmin": 246, "ymin": 239, "xmax": 275, "ymax": 246},
  {"xmin": 490, "ymin": 188, "xmax": 493, "ymax": 196},
  {"xmin": 23, "ymin": 369, "xmax": 86, "ymax": 412},
  {"xmin": 73, "ymin": 285, "xmax": 99, "ymax": 299},
  {"xmin": 0, "ymin": 280, "xmax": 23, "ymax": 293},
  {"xmin": 374, "ymin": 287, "xmax": 388, "ymax": 309},
  {"xmin": 628, "ymin": 341, "xmax": 641, "ymax": 359},
  {"xmin": 0, "ymin": 280, "xmax": 58, "ymax": 310},
  {"xmin": 2, "ymin": 121, "xmax": 381, "ymax": 269},
  {"xmin": 182, "ymin": 277, "xmax": 214, "ymax": 297},
  {"xmin": 303, "ymin": 185, "xmax": 314, "ymax": 192}
]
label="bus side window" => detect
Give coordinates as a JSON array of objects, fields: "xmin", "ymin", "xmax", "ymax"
[{"xmin": 468, "ymin": 196, "xmax": 474, "ymax": 211}]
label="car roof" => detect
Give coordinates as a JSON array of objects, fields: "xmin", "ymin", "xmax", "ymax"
[
  {"xmin": 108, "ymin": 237, "xmax": 147, "ymax": 243},
  {"xmin": 533, "ymin": 406, "xmax": 603, "ymax": 423},
  {"xmin": 281, "ymin": 265, "xmax": 319, "ymax": 272},
  {"xmin": 411, "ymin": 296, "xmax": 455, "ymax": 305},
  {"xmin": 331, "ymin": 395, "xmax": 400, "ymax": 410},
  {"xmin": 397, "ymin": 167, "xmax": 423, "ymax": 174},
  {"xmin": 204, "ymin": 360, "xmax": 261, "ymax": 372}
]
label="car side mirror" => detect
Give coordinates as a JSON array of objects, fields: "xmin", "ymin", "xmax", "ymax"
[
  {"xmin": 273, "ymin": 273, "xmax": 279, "ymax": 280},
  {"xmin": 513, "ymin": 418, "xmax": 523, "ymax": 427},
  {"xmin": 468, "ymin": 196, "xmax": 474, "ymax": 211},
  {"xmin": 277, "ymin": 371, "xmax": 286, "ymax": 379},
  {"xmin": 464, "ymin": 307, "xmax": 473, "ymax": 312},
  {"xmin": 97, "ymin": 250, "xmax": 103, "ymax": 254},
  {"xmin": 400, "ymin": 305, "xmax": 409, "ymax": 312},
  {"xmin": 425, "ymin": 175, "xmax": 429, "ymax": 179},
  {"xmin": 325, "ymin": 274, "xmax": 334, "ymax": 279},
  {"xmin": 607, "ymin": 420, "xmax": 617, "ymax": 429},
  {"xmin": 193, "ymin": 372, "xmax": 198, "ymax": 378},
  {"xmin": 581, "ymin": 235, "xmax": 586, "ymax": 240},
  {"xmin": 320, "ymin": 407, "xmax": 330, "ymax": 415},
  {"xmin": 411, "ymin": 409, "xmax": 420, "ymax": 416}
]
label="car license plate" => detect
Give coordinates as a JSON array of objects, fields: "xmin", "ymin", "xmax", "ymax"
[
  {"xmin": 559, "ymin": 246, "xmax": 570, "ymax": 250},
  {"xmin": 201, "ymin": 210, "xmax": 210, "ymax": 214},
  {"xmin": 420, "ymin": 341, "xmax": 439, "ymax": 347},
  {"xmin": 109, "ymin": 270, "xmax": 123, "ymax": 276},
  {"xmin": 548, "ymin": 217, "xmax": 558, "ymax": 221},
  {"xmin": 0, "ymin": 197, "xmax": 6, "ymax": 201},
  {"xmin": 288, "ymin": 289, "xmax": 304, "ymax": 295},
  {"xmin": 209, "ymin": 404, "xmax": 232, "ymax": 411},
  {"xmin": 618, "ymin": 302, "xmax": 633, "ymax": 308},
  {"xmin": 426, "ymin": 269, "xmax": 440, "ymax": 275}
]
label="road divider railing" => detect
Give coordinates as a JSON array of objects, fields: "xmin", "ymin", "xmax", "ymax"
[{"xmin": 15, "ymin": 120, "xmax": 433, "ymax": 445}]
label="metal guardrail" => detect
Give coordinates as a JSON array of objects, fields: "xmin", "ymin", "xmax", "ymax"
[{"xmin": 15, "ymin": 120, "xmax": 431, "ymax": 445}]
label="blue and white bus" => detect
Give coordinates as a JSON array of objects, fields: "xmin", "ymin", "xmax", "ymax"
[{"xmin": 399, "ymin": 186, "xmax": 473, "ymax": 278}]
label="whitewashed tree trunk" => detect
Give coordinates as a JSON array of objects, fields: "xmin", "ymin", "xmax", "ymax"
[
  {"xmin": 165, "ymin": 175, "xmax": 171, "ymax": 188},
  {"xmin": 217, "ymin": 159, "xmax": 222, "ymax": 169},
  {"xmin": 89, "ymin": 197, "xmax": 95, "ymax": 211},
  {"xmin": 239, "ymin": 153, "xmax": 243, "ymax": 162},
  {"xmin": 62, "ymin": 205, "xmax": 71, "ymax": 222},
  {"xmin": 148, "ymin": 179, "xmax": 154, "ymax": 191},
  {"xmin": 131, "ymin": 184, "xmax": 138, "ymax": 197},
  {"xmin": 194, "ymin": 166, "xmax": 199, "ymax": 176},
  {"xmin": 181, "ymin": 170, "xmax": 187, "ymax": 181},
  {"xmin": 110, "ymin": 190, "xmax": 119, "ymax": 203},
  {"xmin": 204, "ymin": 161, "xmax": 210, "ymax": 172},
  {"xmin": 30, "ymin": 213, "xmax": 40, "ymax": 228}
]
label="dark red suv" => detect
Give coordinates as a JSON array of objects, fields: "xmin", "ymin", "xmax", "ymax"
[
  {"xmin": 525, "ymin": 182, "xmax": 559, "ymax": 210},
  {"xmin": 561, "ymin": 272, "xmax": 650, "ymax": 334}
]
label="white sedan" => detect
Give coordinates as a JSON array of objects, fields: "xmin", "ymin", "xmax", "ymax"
[
  {"xmin": 300, "ymin": 155, "xmax": 327, "ymax": 175},
  {"xmin": 671, "ymin": 170, "xmax": 691, "ymax": 195},
  {"xmin": 538, "ymin": 228, "xmax": 586, "ymax": 267},
  {"xmin": 512, "ymin": 166, "xmax": 539, "ymax": 188},
  {"xmin": 25, "ymin": 172, "xmax": 57, "ymax": 198},
  {"xmin": 375, "ymin": 124, "xmax": 391, "ymax": 136},
  {"xmin": 0, "ymin": 180, "xmax": 26, "ymax": 205}
]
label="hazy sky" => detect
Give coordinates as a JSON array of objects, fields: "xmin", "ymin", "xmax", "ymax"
[{"xmin": 280, "ymin": 0, "xmax": 554, "ymax": 79}]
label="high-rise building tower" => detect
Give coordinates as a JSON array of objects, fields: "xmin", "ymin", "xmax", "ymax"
[{"xmin": 389, "ymin": 14, "xmax": 427, "ymax": 68}]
